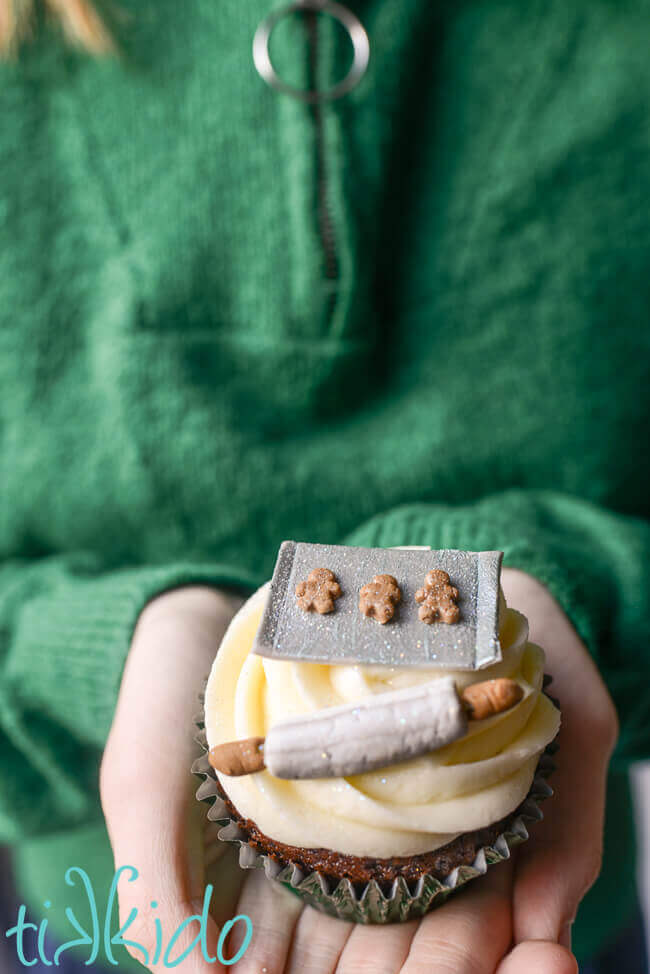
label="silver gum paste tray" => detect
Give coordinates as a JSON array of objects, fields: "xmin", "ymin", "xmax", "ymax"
[{"xmin": 253, "ymin": 542, "xmax": 503, "ymax": 669}]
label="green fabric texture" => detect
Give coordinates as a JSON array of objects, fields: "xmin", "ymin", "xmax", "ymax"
[{"xmin": 1, "ymin": 0, "xmax": 649, "ymax": 962}]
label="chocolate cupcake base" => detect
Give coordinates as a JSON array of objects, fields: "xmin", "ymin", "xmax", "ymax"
[
  {"xmin": 208, "ymin": 776, "xmax": 524, "ymax": 887},
  {"xmin": 193, "ymin": 700, "xmax": 557, "ymax": 923}
]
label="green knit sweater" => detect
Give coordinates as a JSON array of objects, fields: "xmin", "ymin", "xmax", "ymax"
[{"xmin": 1, "ymin": 0, "xmax": 649, "ymax": 963}]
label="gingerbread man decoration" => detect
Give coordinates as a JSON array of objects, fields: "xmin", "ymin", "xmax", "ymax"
[
  {"xmin": 295, "ymin": 568, "xmax": 342, "ymax": 614},
  {"xmin": 415, "ymin": 569, "xmax": 460, "ymax": 624},
  {"xmin": 359, "ymin": 574, "xmax": 402, "ymax": 624}
]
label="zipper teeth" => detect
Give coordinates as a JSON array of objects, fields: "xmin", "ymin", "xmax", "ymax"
[{"xmin": 305, "ymin": 12, "xmax": 339, "ymax": 287}]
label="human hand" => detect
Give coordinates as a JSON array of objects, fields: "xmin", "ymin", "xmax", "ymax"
[{"xmin": 101, "ymin": 570, "xmax": 617, "ymax": 973}]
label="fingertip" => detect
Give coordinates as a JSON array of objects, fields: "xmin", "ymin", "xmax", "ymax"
[{"xmin": 497, "ymin": 940, "xmax": 578, "ymax": 974}]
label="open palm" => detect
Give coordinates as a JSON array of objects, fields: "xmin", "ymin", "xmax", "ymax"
[{"xmin": 101, "ymin": 570, "xmax": 616, "ymax": 973}]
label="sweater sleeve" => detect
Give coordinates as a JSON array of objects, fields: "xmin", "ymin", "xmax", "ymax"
[
  {"xmin": 344, "ymin": 488, "xmax": 650, "ymax": 765},
  {"xmin": 0, "ymin": 554, "xmax": 257, "ymax": 842}
]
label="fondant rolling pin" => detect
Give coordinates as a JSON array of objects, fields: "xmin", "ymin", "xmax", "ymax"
[{"xmin": 209, "ymin": 676, "xmax": 523, "ymax": 780}]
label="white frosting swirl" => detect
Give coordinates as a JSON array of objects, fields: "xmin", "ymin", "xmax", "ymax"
[{"xmin": 205, "ymin": 583, "xmax": 560, "ymax": 858}]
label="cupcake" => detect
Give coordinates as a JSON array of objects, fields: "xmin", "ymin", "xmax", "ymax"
[{"xmin": 195, "ymin": 543, "xmax": 560, "ymax": 923}]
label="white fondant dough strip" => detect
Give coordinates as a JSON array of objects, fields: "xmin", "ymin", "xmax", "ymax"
[{"xmin": 265, "ymin": 676, "xmax": 467, "ymax": 779}]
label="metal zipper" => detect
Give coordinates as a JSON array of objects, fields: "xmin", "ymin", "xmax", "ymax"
[
  {"xmin": 304, "ymin": 11, "xmax": 339, "ymax": 316},
  {"xmin": 253, "ymin": 2, "xmax": 369, "ymax": 326},
  {"xmin": 254, "ymin": 2, "xmax": 369, "ymax": 326}
]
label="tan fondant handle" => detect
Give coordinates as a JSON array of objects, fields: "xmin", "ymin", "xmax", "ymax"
[
  {"xmin": 460, "ymin": 678, "xmax": 524, "ymax": 720},
  {"xmin": 208, "ymin": 678, "xmax": 523, "ymax": 778},
  {"xmin": 209, "ymin": 736, "xmax": 266, "ymax": 776}
]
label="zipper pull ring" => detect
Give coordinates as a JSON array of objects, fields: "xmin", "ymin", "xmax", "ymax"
[{"xmin": 253, "ymin": 0, "xmax": 370, "ymax": 103}]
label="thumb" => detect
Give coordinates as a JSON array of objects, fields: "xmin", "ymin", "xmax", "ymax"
[
  {"xmin": 100, "ymin": 586, "xmax": 241, "ymax": 971},
  {"xmin": 104, "ymin": 788, "xmax": 226, "ymax": 973},
  {"xmin": 512, "ymin": 709, "xmax": 611, "ymax": 945},
  {"xmin": 502, "ymin": 571, "xmax": 618, "ymax": 946}
]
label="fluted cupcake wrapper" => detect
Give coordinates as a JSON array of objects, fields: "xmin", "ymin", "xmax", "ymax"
[{"xmin": 192, "ymin": 688, "xmax": 557, "ymax": 924}]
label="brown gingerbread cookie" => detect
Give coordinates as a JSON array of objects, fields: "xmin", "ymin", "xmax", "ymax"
[
  {"xmin": 415, "ymin": 569, "xmax": 460, "ymax": 624},
  {"xmin": 295, "ymin": 568, "xmax": 342, "ymax": 614},
  {"xmin": 359, "ymin": 574, "xmax": 402, "ymax": 624}
]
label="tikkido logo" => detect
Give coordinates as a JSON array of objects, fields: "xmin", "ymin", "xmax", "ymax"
[{"xmin": 5, "ymin": 866, "xmax": 253, "ymax": 968}]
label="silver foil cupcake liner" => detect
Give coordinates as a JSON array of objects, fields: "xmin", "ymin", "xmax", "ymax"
[{"xmin": 192, "ymin": 689, "xmax": 557, "ymax": 924}]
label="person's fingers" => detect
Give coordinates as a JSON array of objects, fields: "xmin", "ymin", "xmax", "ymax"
[
  {"xmin": 495, "ymin": 941, "xmax": 578, "ymax": 974},
  {"xmin": 285, "ymin": 905, "xmax": 353, "ymax": 974},
  {"xmin": 334, "ymin": 918, "xmax": 417, "ymax": 974},
  {"xmin": 398, "ymin": 857, "xmax": 514, "ymax": 974},
  {"xmin": 511, "ymin": 722, "xmax": 605, "ymax": 946},
  {"xmin": 224, "ymin": 868, "xmax": 303, "ymax": 972},
  {"xmin": 501, "ymin": 571, "xmax": 618, "ymax": 945}
]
